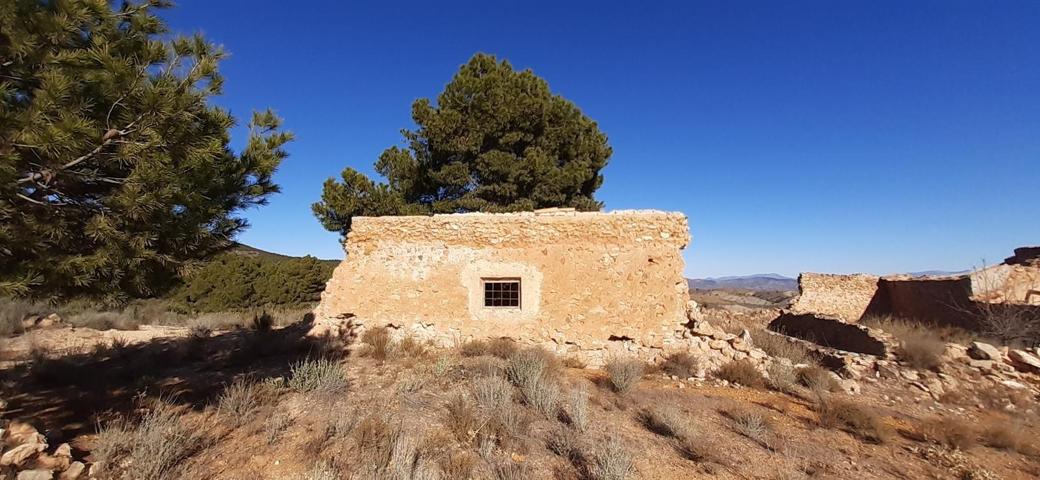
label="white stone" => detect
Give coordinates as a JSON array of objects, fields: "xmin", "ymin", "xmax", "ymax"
[{"xmin": 969, "ymin": 341, "xmax": 1001, "ymax": 361}]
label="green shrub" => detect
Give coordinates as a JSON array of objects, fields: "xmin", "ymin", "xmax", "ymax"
[{"xmin": 177, "ymin": 254, "xmax": 334, "ymax": 311}]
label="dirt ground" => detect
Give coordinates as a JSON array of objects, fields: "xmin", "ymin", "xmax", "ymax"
[{"xmin": 1, "ymin": 319, "xmax": 1038, "ymax": 480}]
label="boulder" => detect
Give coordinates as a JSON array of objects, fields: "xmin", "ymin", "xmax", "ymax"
[
  {"xmin": 5, "ymin": 422, "xmax": 45, "ymax": 446},
  {"xmin": 16, "ymin": 470, "xmax": 53, "ymax": 480},
  {"xmin": 59, "ymin": 462, "xmax": 85, "ymax": 480},
  {"xmin": 968, "ymin": 359, "xmax": 994, "ymax": 370},
  {"xmin": 1, "ymin": 443, "xmax": 45, "ymax": 467},
  {"xmin": 53, "ymin": 444, "xmax": 71, "ymax": 459},
  {"xmin": 1008, "ymin": 350, "xmax": 1040, "ymax": 373},
  {"xmin": 968, "ymin": 342, "xmax": 1001, "ymax": 361},
  {"xmin": 37, "ymin": 314, "xmax": 64, "ymax": 329}
]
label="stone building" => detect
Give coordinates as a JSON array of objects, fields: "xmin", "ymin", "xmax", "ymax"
[{"xmin": 312, "ymin": 209, "xmax": 694, "ymax": 364}]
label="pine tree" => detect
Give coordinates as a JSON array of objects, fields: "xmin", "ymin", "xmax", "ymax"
[
  {"xmin": 313, "ymin": 53, "xmax": 611, "ymax": 237},
  {"xmin": 0, "ymin": 1, "xmax": 292, "ymax": 301}
]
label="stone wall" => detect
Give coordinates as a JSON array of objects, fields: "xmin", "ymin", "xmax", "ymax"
[
  {"xmin": 312, "ymin": 209, "xmax": 693, "ymax": 365},
  {"xmin": 788, "ymin": 273, "xmax": 880, "ymax": 322}
]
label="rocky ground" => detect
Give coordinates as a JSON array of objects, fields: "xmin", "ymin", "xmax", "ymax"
[{"xmin": 0, "ymin": 310, "xmax": 1038, "ymax": 480}]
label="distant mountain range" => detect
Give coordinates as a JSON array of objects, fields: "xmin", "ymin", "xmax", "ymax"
[
  {"xmin": 688, "ymin": 270, "xmax": 972, "ymax": 291},
  {"xmin": 688, "ymin": 274, "xmax": 797, "ymax": 292}
]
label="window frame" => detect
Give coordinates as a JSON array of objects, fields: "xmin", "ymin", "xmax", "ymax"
[{"xmin": 481, "ymin": 278, "xmax": 522, "ymax": 309}]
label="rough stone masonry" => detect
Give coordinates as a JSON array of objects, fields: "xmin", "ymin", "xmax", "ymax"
[{"xmin": 312, "ymin": 209, "xmax": 695, "ymax": 365}]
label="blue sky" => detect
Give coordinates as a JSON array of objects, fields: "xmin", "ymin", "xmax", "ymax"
[{"xmin": 162, "ymin": 1, "xmax": 1039, "ymax": 278}]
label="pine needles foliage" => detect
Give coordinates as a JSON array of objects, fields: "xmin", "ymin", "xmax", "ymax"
[
  {"xmin": 0, "ymin": 1, "xmax": 292, "ymax": 302},
  {"xmin": 312, "ymin": 53, "xmax": 611, "ymax": 237}
]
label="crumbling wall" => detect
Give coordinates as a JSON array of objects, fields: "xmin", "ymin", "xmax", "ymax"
[
  {"xmin": 788, "ymin": 273, "xmax": 880, "ymax": 322},
  {"xmin": 768, "ymin": 312, "xmax": 889, "ymax": 356},
  {"xmin": 313, "ymin": 209, "xmax": 692, "ymax": 365},
  {"xmin": 866, "ymin": 276, "xmax": 977, "ymax": 328},
  {"xmin": 971, "ymin": 264, "xmax": 1040, "ymax": 306}
]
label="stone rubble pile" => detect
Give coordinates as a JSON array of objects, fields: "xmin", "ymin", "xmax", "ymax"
[{"xmin": 0, "ymin": 422, "xmax": 85, "ymax": 480}]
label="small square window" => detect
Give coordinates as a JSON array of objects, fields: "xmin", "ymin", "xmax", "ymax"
[{"xmin": 483, "ymin": 279, "xmax": 520, "ymax": 308}]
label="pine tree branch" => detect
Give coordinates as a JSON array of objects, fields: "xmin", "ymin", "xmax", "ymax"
[{"xmin": 15, "ymin": 118, "xmax": 142, "ymax": 186}]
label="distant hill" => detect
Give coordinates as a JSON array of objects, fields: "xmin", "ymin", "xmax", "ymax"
[
  {"xmin": 228, "ymin": 243, "xmax": 338, "ymax": 265},
  {"xmin": 907, "ymin": 270, "xmax": 969, "ymax": 278},
  {"xmin": 688, "ymin": 274, "xmax": 797, "ymax": 292}
]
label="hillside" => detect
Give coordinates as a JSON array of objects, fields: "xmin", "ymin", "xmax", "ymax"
[{"xmin": 688, "ymin": 274, "xmax": 798, "ymax": 292}]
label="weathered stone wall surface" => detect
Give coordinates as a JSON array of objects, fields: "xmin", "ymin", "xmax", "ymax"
[
  {"xmin": 788, "ymin": 273, "xmax": 880, "ymax": 322},
  {"xmin": 313, "ymin": 209, "xmax": 692, "ymax": 365},
  {"xmin": 971, "ymin": 264, "xmax": 1040, "ymax": 305}
]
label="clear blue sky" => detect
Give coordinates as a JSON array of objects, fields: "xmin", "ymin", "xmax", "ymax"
[{"xmin": 162, "ymin": 1, "xmax": 1039, "ymax": 278}]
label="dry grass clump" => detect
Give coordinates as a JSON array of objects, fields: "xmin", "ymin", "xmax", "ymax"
[
  {"xmin": 715, "ymin": 359, "xmax": 766, "ymax": 389},
  {"xmin": 521, "ymin": 376, "xmax": 562, "ymax": 418},
  {"xmin": 564, "ymin": 385, "xmax": 590, "ymax": 432},
  {"xmin": 750, "ymin": 329, "xmax": 813, "ymax": 365},
  {"xmin": 766, "ymin": 362, "xmax": 798, "ymax": 393},
  {"xmin": 588, "ymin": 437, "xmax": 635, "ymax": 480},
  {"xmin": 639, "ymin": 406, "xmax": 687, "ymax": 438},
  {"xmin": 492, "ymin": 460, "xmax": 532, "ymax": 480},
  {"xmin": 472, "ymin": 375, "xmax": 514, "ymax": 411},
  {"xmin": 547, "ymin": 426, "xmax": 583, "ymax": 460},
  {"xmin": 726, "ymin": 407, "xmax": 779, "ymax": 450},
  {"xmin": 288, "ymin": 358, "xmax": 348, "ymax": 396},
  {"xmin": 814, "ymin": 395, "xmax": 891, "ymax": 444},
  {"xmin": 361, "ymin": 326, "xmax": 392, "ymax": 360},
  {"xmin": 604, "ymin": 357, "xmax": 645, "ymax": 394},
  {"xmin": 505, "ymin": 347, "xmax": 555, "ymax": 388},
  {"xmin": 216, "ymin": 378, "xmax": 275, "ymax": 423},
  {"xmin": 93, "ymin": 403, "xmax": 206, "ymax": 480},
  {"xmin": 396, "ymin": 336, "xmax": 429, "ymax": 358},
  {"xmin": 980, "ymin": 418, "xmax": 1035, "ymax": 455},
  {"xmin": 796, "ymin": 366, "xmax": 841, "ymax": 392},
  {"xmin": 660, "ymin": 351, "xmax": 699, "ymax": 378},
  {"xmin": 463, "ymin": 355, "xmax": 507, "ymax": 378},
  {"xmin": 445, "ymin": 394, "xmax": 480, "ymax": 443},
  {"xmin": 899, "ymin": 331, "xmax": 946, "ymax": 370},
  {"xmin": 438, "ymin": 450, "xmax": 476, "ymax": 479},
  {"xmin": 920, "ymin": 417, "xmax": 977, "ymax": 450},
  {"xmin": 302, "ymin": 461, "xmax": 339, "ymax": 480},
  {"xmin": 460, "ymin": 337, "xmax": 519, "ymax": 359}
]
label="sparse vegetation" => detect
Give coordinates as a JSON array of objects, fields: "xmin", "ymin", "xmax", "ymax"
[
  {"xmin": 445, "ymin": 394, "xmax": 480, "ymax": 443},
  {"xmin": 766, "ymin": 362, "xmax": 798, "ymax": 393},
  {"xmin": 564, "ymin": 385, "xmax": 590, "ymax": 432},
  {"xmin": 980, "ymin": 418, "xmax": 1035, "ymax": 455},
  {"xmin": 588, "ymin": 437, "xmax": 635, "ymax": 480},
  {"xmin": 640, "ymin": 406, "xmax": 687, "ymax": 438},
  {"xmin": 361, "ymin": 326, "xmax": 392, "ymax": 360},
  {"xmin": 217, "ymin": 379, "xmax": 270, "ymax": 423},
  {"xmin": 899, "ymin": 330, "xmax": 946, "ymax": 370},
  {"xmin": 750, "ymin": 329, "xmax": 814, "ymax": 365},
  {"xmin": 505, "ymin": 347, "xmax": 555, "ymax": 388},
  {"xmin": 727, "ymin": 407, "xmax": 773, "ymax": 447},
  {"xmin": 814, "ymin": 395, "xmax": 891, "ymax": 444},
  {"xmin": 288, "ymin": 358, "xmax": 348, "ymax": 396},
  {"xmin": 661, "ymin": 351, "xmax": 699, "ymax": 378},
  {"xmin": 796, "ymin": 365, "xmax": 841, "ymax": 392},
  {"xmin": 715, "ymin": 359, "xmax": 766, "ymax": 389},
  {"xmin": 920, "ymin": 417, "xmax": 977, "ymax": 450},
  {"xmin": 605, "ymin": 357, "xmax": 644, "ymax": 394},
  {"xmin": 93, "ymin": 403, "xmax": 206, "ymax": 480}
]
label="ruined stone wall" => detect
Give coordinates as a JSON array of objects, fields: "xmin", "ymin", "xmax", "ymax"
[
  {"xmin": 313, "ymin": 210, "xmax": 692, "ymax": 365},
  {"xmin": 788, "ymin": 273, "xmax": 880, "ymax": 322},
  {"xmin": 971, "ymin": 264, "xmax": 1040, "ymax": 305},
  {"xmin": 867, "ymin": 276, "xmax": 977, "ymax": 328}
]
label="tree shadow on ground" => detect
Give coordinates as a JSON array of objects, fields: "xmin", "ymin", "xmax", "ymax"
[{"xmin": 0, "ymin": 314, "xmax": 351, "ymax": 444}]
